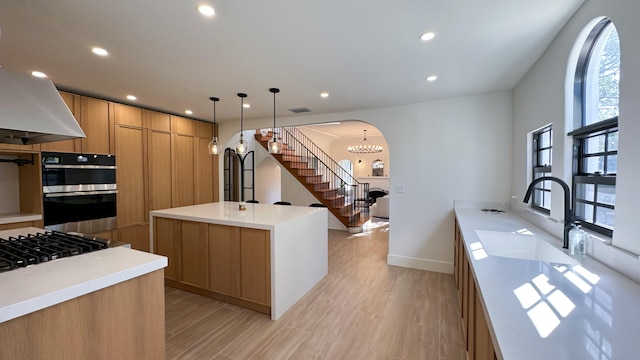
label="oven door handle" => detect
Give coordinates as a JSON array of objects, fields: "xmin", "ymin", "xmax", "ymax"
[
  {"xmin": 43, "ymin": 165, "xmax": 117, "ymax": 170},
  {"xmin": 44, "ymin": 190, "xmax": 118, "ymax": 198}
]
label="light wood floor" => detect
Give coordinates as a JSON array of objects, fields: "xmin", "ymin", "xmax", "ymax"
[{"xmin": 165, "ymin": 219, "xmax": 466, "ymax": 360}]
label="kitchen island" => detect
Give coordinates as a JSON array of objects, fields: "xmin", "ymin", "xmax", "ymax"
[
  {"xmin": 150, "ymin": 201, "xmax": 328, "ymax": 320},
  {"xmin": 0, "ymin": 227, "xmax": 168, "ymax": 359},
  {"xmin": 454, "ymin": 203, "xmax": 640, "ymax": 360}
]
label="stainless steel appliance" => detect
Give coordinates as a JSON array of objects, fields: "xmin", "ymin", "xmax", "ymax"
[
  {"xmin": 42, "ymin": 152, "xmax": 117, "ymax": 233},
  {"xmin": 0, "ymin": 68, "xmax": 85, "ymax": 145}
]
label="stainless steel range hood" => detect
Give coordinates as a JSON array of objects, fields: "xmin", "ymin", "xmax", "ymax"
[{"xmin": 0, "ymin": 68, "xmax": 85, "ymax": 145}]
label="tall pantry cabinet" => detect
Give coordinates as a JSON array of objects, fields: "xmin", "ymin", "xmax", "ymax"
[{"xmin": 42, "ymin": 92, "xmax": 219, "ymax": 251}]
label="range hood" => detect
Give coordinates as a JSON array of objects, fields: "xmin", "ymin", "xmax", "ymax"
[{"xmin": 0, "ymin": 68, "xmax": 85, "ymax": 145}]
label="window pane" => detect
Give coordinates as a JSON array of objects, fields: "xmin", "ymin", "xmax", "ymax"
[
  {"xmin": 543, "ymin": 191, "xmax": 551, "ymax": 209},
  {"xmin": 533, "ymin": 189, "xmax": 544, "ymax": 207},
  {"xmin": 540, "ymin": 131, "xmax": 551, "ymax": 148},
  {"xmin": 606, "ymin": 154, "xmax": 617, "ymax": 174},
  {"xmin": 595, "ymin": 207, "xmax": 615, "ymax": 229},
  {"xmin": 584, "ymin": 24, "xmax": 620, "ymax": 125},
  {"xmin": 584, "ymin": 135, "xmax": 606, "ymax": 154},
  {"xmin": 597, "ymin": 185, "xmax": 616, "ymax": 205},
  {"xmin": 538, "ymin": 149, "xmax": 551, "ymax": 166},
  {"xmin": 575, "ymin": 183, "xmax": 595, "ymax": 202},
  {"xmin": 575, "ymin": 202, "xmax": 594, "ymax": 222},
  {"xmin": 583, "ymin": 156, "xmax": 604, "ymax": 174},
  {"xmin": 608, "ymin": 131, "xmax": 618, "ymax": 151}
]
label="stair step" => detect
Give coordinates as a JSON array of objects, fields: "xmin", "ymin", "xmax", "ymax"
[
  {"xmin": 296, "ymin": 168, "xmax": 316, "ymax": 176},
  {"xmin": 288, "ymin": 161, "xmax": 309, "ymax": 169},
  {"xmin": 319, "ymin": 188, "xmax": 339, "ymax": 197},
  {"xmin": 311, "ymin": 182, "xmax": 330, "ymax": 191},
  {"xmin": 282, "ymin": 155, "xmax": 302, "ymax": 162},
  {"xmin": 305, "ymin": 174, "xmax": 323, "ymax": 182}
]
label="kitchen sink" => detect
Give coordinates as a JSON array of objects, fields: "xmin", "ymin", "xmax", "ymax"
[{"xmin": 475, "ymin": 230, "xmax": 577, "ymax": 265}]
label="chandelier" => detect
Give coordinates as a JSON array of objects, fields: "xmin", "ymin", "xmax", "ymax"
[{"xmin": 347, "ymin": 130, "xmax": 382, "ymax": 153}]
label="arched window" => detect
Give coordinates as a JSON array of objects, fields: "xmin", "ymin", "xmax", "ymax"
[{"xmin": 570, "ymin": 18, "xmax": 619, "ymax": 236}]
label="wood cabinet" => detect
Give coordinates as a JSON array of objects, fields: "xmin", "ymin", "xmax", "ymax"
[
  {"xmin": 25, "ymin": 91, "xmax": 219, "ymax": 253},
  {"xmin": 180, "ymin": 221, "xmax": 209, "ymax": 288},
  {"xmin": 117, "ymin": 224, "xmax": 150, "ymax": 252},
  {"xmin": 239, "ymin": 228, "xmax": 271, "ymax": 306},
  {"xmin": 208, "ymin": 224, "xmax": 240, "ymax": 297},
  {"xmin": 148, "ymin": 130, "xmax": 172, "ymax": 211},
  {"xmin": 79, "ymin": 97, "xmax": 111, "ymax": 154},
  {"xmin": 115, "ymin": 126, "xmax": 147, "ymax": 227},
  {"xmin": 154, "ymin": 217, "xmax": 181, "ymax": 281},
  {"xmin": 454, "ymin": 218, "xmax": 497, "ymax": 360},
  {"xmin": 194, "ymin": 136, "xmax": 215, "ymax": 204},
  {"xmin": 171, "ymin": 115, "xmax": 195, "ymax": 136},
  {"xmin": 153, "ymin": 217, "xmax": 271, "ymax": 314},
  {"xmin": 0, "ymin": 270, "xmax": 165, "ymax": 360},
  {"xmin": 172, "ymin": 134, "xmax": 195, "ymax": 207},
  {"xmin": 0, "ymin": 221, "xmax": 37, "ymax": 231}
]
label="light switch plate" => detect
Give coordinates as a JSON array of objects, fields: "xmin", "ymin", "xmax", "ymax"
[{"xmin": 395, "ymin": 184, "xmax": 405, "ymax": 193}]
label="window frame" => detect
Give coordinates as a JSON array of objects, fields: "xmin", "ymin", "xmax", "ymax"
[
  {"xmin": 570, "ymin": 18, "xmax": 619, "ymax": 237},
  {"xmin": 532, "ymin": 125, "xmax": 552, "ymax": 214}
]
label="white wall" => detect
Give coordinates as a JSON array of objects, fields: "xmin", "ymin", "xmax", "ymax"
[
  {"xmin": 511, "ymin": 0, "xmax": 640, "ymax": 283},
  {"xmin": 255, "ymin": 157, "xmax": 281, "ymax": 205},
  {"xmin": 219, "ymin": 91, "xmax": 513, "ymax": 273},
  {"xmin": 331, "ymin": 135, "xmax": 389, "ymax": 179}
]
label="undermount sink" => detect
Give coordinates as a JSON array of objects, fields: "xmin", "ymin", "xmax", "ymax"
[{"xmin": 475, "ymin": 230, "xmax": 577, "ymax": 265}]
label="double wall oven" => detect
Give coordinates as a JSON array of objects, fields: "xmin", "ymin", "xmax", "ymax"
[{"xmin": 42, "ymin": 152, "xmax": 117, "ymax": 233}]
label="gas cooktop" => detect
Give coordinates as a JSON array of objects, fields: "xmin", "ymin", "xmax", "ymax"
[{"xmin": 0, "ymin": 231, "xmax": 109, "ymax": 273}]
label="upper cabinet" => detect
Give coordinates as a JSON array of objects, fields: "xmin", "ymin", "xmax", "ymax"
[
  {"xmin": 79, "ymin": 97, "xmax": 111, "ymax": 154},
  {"xmin": 114, "ymin": 103, "xmax": 143, "ymax": 128},
  {"xmin": 171, "ymin": 116, "xmax": 195, "ymax": 136}
]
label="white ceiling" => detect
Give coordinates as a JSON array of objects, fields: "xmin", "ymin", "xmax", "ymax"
[{"xmin": 0, "ymin": 0, "xmax": 584, "ymax": 124}]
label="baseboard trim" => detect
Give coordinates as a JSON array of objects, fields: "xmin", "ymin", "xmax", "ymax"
[{"xmin": 387, "ymin": 254, "xmax": 454, "ymax": 274}]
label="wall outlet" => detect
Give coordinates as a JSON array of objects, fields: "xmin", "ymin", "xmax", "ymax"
[{"xmin": 395, "ymin": 184, "xmax": 405, "ymax": 193}]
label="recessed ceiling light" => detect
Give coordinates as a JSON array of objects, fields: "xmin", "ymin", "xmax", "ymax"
[
  {"xmin": 31, "ymin": 71, "xmax": 47, "ymax": 78},
  {"xmin": 320, "ymin": 92, "xmax": 329, "ymax": 98},
  {"xmin": 419, "ymin": 32, "xmax": 436, "ymax": 41},
  {"xmin": 185, "ymin": 110, "xmax": 193, "ymax": 115},
  {"xmin": 197, "ymin": 4, "xmax": 215, "ymax": 16},
  {"xmin": 92, "ymin": 47, "xmax": 109, "ymax": 56},
  {"xmin": 243, "ymin": 103, "xmax": 250, "ymax": 109},
  {"xmin": 126, "ymin": 95, "xmax": 137, "ymax": 101},
  {"xmin": 426, "ymin": 75, "xmax": 438, "ymax": 82}
]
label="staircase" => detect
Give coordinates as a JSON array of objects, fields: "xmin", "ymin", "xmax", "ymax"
[{"xmin": 254, "ymin": 127, "xmax": 369, "ymax": 230}]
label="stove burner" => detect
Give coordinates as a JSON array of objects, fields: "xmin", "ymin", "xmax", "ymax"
[{"xmin": 0, "ymin": 231, "xmax": 108, "ymax": 272}]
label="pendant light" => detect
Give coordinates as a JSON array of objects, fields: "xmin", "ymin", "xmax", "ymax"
[
  {"xmin": 235, "ymin": 93, "xmax": 248, "ymax": 155},
  {"xmin": 268, "ymin": 88, "xmax": 282, "ymax": 154},
  {"xmin": 208, "ymin": 97, "xmax": 220, "ymax": 155},
  {"xmin": 347, "ymin": 130, "xmax": 383, "ymax": 153}
]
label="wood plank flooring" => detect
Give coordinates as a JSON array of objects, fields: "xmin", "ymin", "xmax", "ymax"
[{"xmin": 165, "ymin": 219, "xmax": 466, "ymax": 360}]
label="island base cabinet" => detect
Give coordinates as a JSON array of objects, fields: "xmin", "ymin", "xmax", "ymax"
[
  {"xmin": 0, "ymin": 270, "xmax": 165, "ymax": 360},
  {"xmin": 154, "ymin": 218, "xmax": 181, "ymax": 281},
  {"xmin": 239, "ymin": 228, "xmax": 271, "ymax": 307},
  {"xmin": 454, "ymin": 218, "xmax": 498, "ymax": 360},
  {"xmin": 181, "ymin": 221, "xmax": 209, "ymax": 289},
  {"xmin": 209, "ymin": 224, "xmax": 240, "ymax": 297},
  {"xmin": 154, "ymin": 217, "xmax": 271, "ymax": 315}
]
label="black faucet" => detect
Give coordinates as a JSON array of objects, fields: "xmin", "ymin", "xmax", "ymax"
[{"xmin": 523, "ymin": 176, "xmax": 573, "ymax": 249}]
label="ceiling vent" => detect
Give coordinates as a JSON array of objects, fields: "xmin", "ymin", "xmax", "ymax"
[{"xmin": 288, "ymin": 107, "xmax": 311, "ymax": 114}]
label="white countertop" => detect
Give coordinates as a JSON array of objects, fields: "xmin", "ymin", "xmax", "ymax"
[
  {"xmin": 150, "ymin": 201, "xmax": 326, "ymax": 230},
  {"xmin": 455, "ymin": 207, "xmax": 640, "ymax": 360},
  {"xmin": 0, "ymin": 228, "xmax": 167, "ymax": 323},
  {"xmin": 0, "ymin": 212, "xmax": 42, "ymax": 225}
]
